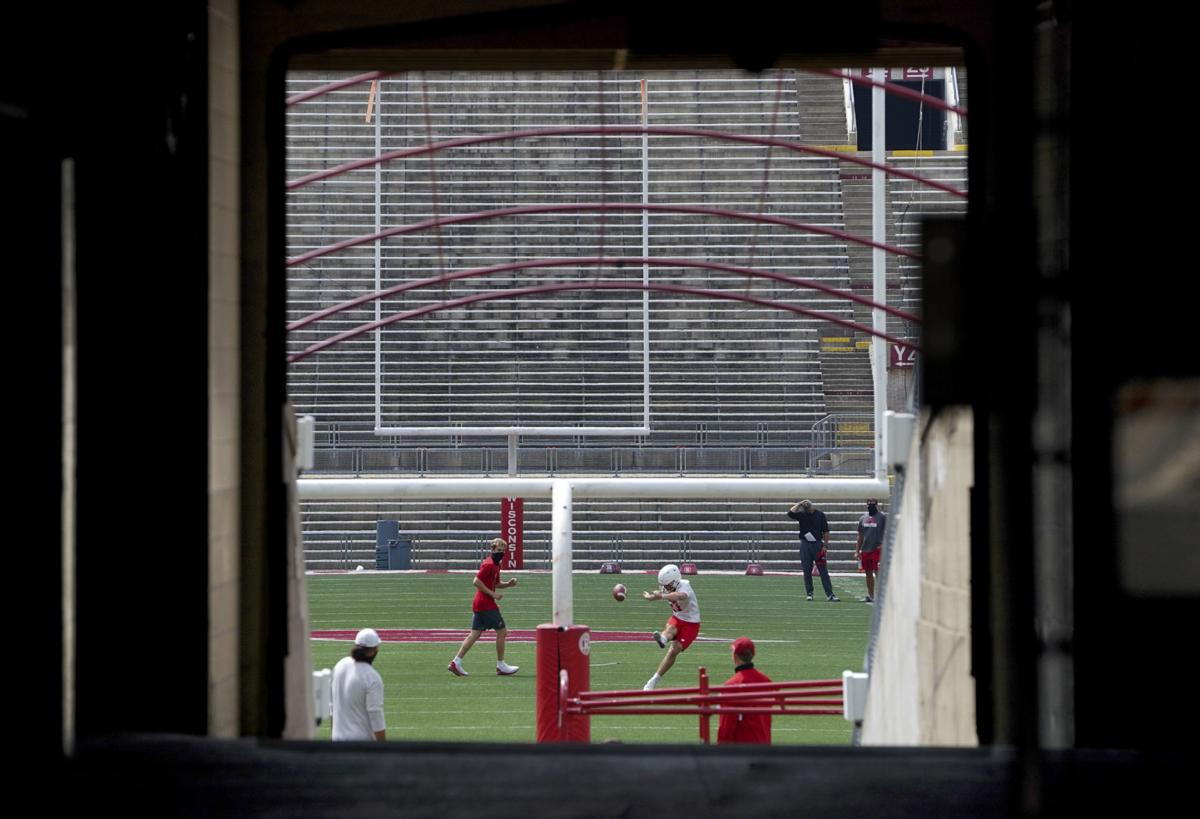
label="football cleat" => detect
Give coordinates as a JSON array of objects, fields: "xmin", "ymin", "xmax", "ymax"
[
  {"xmin": 447, "ymin": 658, "xmax": 468, "ymax": 677},
  {"xmin": 496, "ymin": 661, "xmax": 519, "ymax": 676},
  {"xmin": 652, "ymin": 631, "xmax": 666, "ymax": 648}
]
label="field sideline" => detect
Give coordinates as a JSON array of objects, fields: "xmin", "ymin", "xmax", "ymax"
[{"xmin": 309, "ymin": 572, "xmax": 872, "ymax": 745}]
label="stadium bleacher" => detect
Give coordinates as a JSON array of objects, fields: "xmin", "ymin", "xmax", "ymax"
[{"xmin": 286, "ymin": 69, "xmax": 960, "ymax": 571}]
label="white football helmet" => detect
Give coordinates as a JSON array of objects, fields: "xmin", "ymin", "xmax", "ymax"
[{"xmin": 658, "ymin": 564, "xmax": 682, "ymax": 590}]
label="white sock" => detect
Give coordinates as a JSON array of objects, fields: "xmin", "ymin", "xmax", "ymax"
[
  {"xmin": 453, "ymin": 655, "xmax": 462, "ymax": 663},
  {"xmin": 648, "ymin": 673, "xmax": 660, "ymax": 683}
]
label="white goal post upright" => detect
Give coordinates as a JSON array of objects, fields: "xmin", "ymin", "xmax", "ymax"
[{"xmin": 551, "ymin": 479, "xmax": 573, "ymax": 626}]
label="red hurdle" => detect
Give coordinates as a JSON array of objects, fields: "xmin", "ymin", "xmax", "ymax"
[{"xmin": 558, "ymin": 666, "xmax": 845, "ymax": 744}]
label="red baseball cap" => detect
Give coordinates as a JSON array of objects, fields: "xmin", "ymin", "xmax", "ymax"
[{"xmin": 731, "ymin": 637, "xmax": 755, "ymax": 657}]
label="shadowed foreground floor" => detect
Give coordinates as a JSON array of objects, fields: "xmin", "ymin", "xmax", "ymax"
[{"xmin": 57, "ymin": 735, "xmax": 1188, "ymax": 818}]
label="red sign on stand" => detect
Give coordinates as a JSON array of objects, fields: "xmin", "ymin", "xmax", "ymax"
[
  {"xmin": 501, "ymin": 497, "xmax": 524, "ymax": 569},
  {"xmin": 889, "ymin": 343, "xmax": 918, "ymax": 369}
]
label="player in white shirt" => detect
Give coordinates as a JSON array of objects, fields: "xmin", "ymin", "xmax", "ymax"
[
  {"xmin": 641, "ymin": 564, "xmax": 702, "ymax": 690},
  {"xmin": 331, "ymin": 628, "xmax": 387, "ymax": 741}
]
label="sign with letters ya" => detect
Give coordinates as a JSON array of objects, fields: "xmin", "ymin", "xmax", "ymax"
[{"xmin": 889, "ymin": 343, "xmax": 918, "ymax": 369}]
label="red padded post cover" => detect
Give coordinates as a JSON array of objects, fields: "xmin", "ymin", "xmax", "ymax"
[{"xmin": 535, "ymin": 623, "xmax": 591, "ymax": 742}]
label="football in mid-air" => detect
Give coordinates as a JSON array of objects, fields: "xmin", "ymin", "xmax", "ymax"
[{"xmin": 612, "ymin": 583, "xmax": 627, "ymax": 602}]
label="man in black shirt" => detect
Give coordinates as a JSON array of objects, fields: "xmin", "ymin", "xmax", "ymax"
[{"xmin": 787, "ymin": 499, "xmax": 840, "ymax": 601}]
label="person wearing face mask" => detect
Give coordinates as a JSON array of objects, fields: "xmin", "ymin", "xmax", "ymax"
[
  {"xmin": 448, "ymin": 537, "xmax": 520, "ymax": 676},
  {"xmin": 787, "ymin": 499, "xmax": 840, "ymax": 602},
  {"xmin": 855, "ymin": 498, "xmax": 887, "ymax": 603}
]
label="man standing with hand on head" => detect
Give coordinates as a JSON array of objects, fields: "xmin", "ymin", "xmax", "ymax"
[{"xmin": 787, "ymin": 499, "xmax": 840, "ymax": 602}]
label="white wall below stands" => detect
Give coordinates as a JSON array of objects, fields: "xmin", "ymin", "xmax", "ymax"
[{"xmin": 860, "ymin": 406, "xmax": 977, "ymax": 746}]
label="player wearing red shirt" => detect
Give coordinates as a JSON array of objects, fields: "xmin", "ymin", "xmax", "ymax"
[
  {"xmin": 717, "ymin": 636, "xmax": 772, "ymax": 744},
  {"xmin": 448, "ymin": 538, "xmax": 520, "ymax": 677}
]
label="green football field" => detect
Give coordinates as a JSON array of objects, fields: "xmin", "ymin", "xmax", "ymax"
[{"xmin": 308, "ymin": 571, "xmax": 872, "ymax": 745}]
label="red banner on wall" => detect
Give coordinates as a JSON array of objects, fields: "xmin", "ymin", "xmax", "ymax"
[{"xmin": 501, "ymin": 497, "xmax": 524, "ymax": 569}]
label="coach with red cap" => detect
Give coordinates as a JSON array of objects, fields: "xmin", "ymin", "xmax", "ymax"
[{"xmin": 716, "ymin": 637, "xmax": 772, "ymax": 744}]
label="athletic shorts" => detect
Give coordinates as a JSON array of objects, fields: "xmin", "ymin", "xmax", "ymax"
[
  {"xmin": 667, "ymin": 616, "xmax": 701, "ymax": 650},
  {"xmin": 860, "ymin": 550, "xmax": 880, "ymax": 573},
  {"xmin": 471, "ymin": 609, "xmax": 506, "ymax": 631}
]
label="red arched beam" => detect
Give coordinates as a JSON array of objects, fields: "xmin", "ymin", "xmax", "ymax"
[
  {"xmin": 287, "ymin": 256, "xmax": 921, "ymax": 334},
  {"xmin": 287, "ymin": 281, "xmax": 919, "ymax": 364},
  {"xmin": 286, "ymin": 126, "xmax": 967, "ymax": 198},
  {"xmin": 285, "ymin": 71, "xmax": 393, "ymax": 107},
  {"xmin": 285, "ymin": 71, "xmax": 967, "ymax": 117},
  {"xmin": 286, "ymin": 202, "xmax": 922, "ymax": 269}
]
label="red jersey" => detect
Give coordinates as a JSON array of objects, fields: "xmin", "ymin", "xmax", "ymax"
[
  {"xmin": 472, "ymin": 559, "xmax": 501, "ymax": 612},
  {"xmin": 716, "ymin": 664, "xmax": 773, "ymax": 744}
]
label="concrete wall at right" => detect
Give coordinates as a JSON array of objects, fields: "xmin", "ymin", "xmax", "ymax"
[{"xmin": 860, "ymin": 405, "xmax": 977, "ymax": 745}]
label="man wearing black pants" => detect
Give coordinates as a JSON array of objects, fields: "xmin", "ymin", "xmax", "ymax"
[{"xmin": 787, "ymin": 499, "xmax": 840, "ymax": 601}]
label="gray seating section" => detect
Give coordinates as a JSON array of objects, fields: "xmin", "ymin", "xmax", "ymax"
[
  {"xmin": 302, "ymin": 496, "xmax": 882, "ymax": 574},
  {"xmin": 285, "ymin": 69, "xmax": 960, "ymax": 571}
]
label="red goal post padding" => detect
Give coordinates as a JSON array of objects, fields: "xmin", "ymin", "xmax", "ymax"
[{"xmin": 536, "ymin": 624, "xmax": 591, "ymax": 742}]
